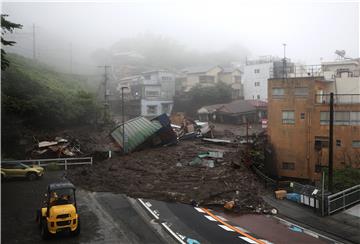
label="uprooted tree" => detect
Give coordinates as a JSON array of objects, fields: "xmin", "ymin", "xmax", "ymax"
[{"xmin": 1, "ymin": 14, "xmax": 22, "ymax": 70}]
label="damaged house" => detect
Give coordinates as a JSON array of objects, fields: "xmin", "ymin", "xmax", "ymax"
[{"xmin": 197, "ymin": 100, "xmax": 267, "ymax": 124}]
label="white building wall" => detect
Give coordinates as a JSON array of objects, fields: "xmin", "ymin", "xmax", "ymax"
[
  {"xmin": 141, "ymin": 99, "xmax": 173, "ymax": 117},
  {"xmin": 243, "ymin": 62, "xmax": 273, "ymax": 100}
]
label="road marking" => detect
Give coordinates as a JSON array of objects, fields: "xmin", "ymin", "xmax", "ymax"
[
  {"xmin": 145, "ymin": 201, "xmax": 152, "ymax": 208},
  {"xmin": 273, "ymin": 216, "xmax": 339, "ymax": 243},
  {"xmin": 204, "ymin": 215, "xmax": 217, "ymax": 221},
  {"xmin": 194, "ymin": 207, "xmax": 205, "ymax": 213},
  {"xmin": 235, "ymin": 226, "xmax": 250, "ymax": 233},
  {"xmin": 138, "ymin": 198, "xmax": 159, "ymax": 220},
  {"xmin": 219, "ymin": 224, "xmax": 235, "ymax": 232},
  {"xmin": 161, "ymin": 222, "xmax": 186, "ymax": 244},
  {"xmin": 216, "ymin": 215, "xmax": 228, "ymax": 221},
  {"xmin": 201, "ymin": 208, "xmax": 265, "ymax": 244},
  {"xmin": 239, "ymin": 236, "xmax": 258, "ymax": 243}
]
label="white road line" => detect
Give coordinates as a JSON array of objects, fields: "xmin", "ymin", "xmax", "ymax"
[
  {"xmin": 273, "ymin": 216, "xmax": 340, "ymax": 243},
  {"xmin": 138, "ymin": 198, "xmax": 159, "ymax": 220},
  {"xmin": 216, "ymin": 215, "xmax": 228, "ymax": 221},
  {"xmin": 194, "ymin": 207, "xmax": 205, "ymax": 213},
  {"xmin": 239, "ymin": 236, "xmax": 258, "ymax": 243},
  {"xmin": 304, "ymin": 230, "xmax": 319, "ymax": 239},
  {"xmin": 259, "ymin": 239, "xmax": 274, "ymax": 244},
  {"xmin": 161, "ymin": 222, "xmax": 186, "ymax": 244},
  {"xmin": 218, "ymin": 224, "xmax": 235, "ymax": 232},
  {"xmin": 204, "ymin": 215, "xmax": 217, "ymax": 221},
  {"xmin": 235, "ymin": 226, "xmax": 250, "ymax": 233}
]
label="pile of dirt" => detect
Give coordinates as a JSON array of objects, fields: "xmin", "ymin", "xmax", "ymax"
[{"xmin": 66, "ymin": 139, "xmax": 269, "ymax": 212}]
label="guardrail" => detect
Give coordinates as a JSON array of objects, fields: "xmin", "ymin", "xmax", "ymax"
[
  {"xmin": 327, "ymin": 184, "xmax": 360, "ymax": 215},
  {"xmin": 1, "ymin": 157, "xmax": 93, "ymax": 170}
]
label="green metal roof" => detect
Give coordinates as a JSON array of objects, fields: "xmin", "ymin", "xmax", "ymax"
[{"xmin": 111, "ymin": 116, "xmax": 162, "ymax": 152}]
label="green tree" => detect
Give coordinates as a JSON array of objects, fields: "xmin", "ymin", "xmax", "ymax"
[
  {"xmin": 186, "ymin": 82, "xmax": 232, "ymax": 116},
  {"xmin": 1, "ymin": 14, "xmax": 22, "ymax": 70}
]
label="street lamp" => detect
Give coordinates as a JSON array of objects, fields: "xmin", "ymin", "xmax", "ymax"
[{"xmin": 121, "ymin": 86, "xmax": 129, "ymax": 154}]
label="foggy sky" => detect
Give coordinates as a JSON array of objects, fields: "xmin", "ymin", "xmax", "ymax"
[{"xmin": 2, "ymin": 0, "xmax": 359, "ymax": 67}]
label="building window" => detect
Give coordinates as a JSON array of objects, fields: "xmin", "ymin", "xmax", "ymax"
[
  {"xmin": 282, "ymin": 111, "xmax": 295, "ymax": 124},
  {"xmin": 199, "ymin": 75, "xmax": 215, "ymax": 83},
  {"xmin": 147, "ymin": 105, "xmax": 157, "ymax": 115},
  {"xmin": 335, "ymin": 111, "xmax": 350, "ymax": 125},
  {"xmin": 234, "ymin": 76, "xmax": 241, "ymax": 83},
  {"xmin": 320, "ymin": 111, "xmax": 358, "ymax": 125},
  {"xmin": 144, "ymin": 74, "xmax": 151, "ymax": 80},
  {"xmin": 336, "ymin": 140, "xmax": 341, "ymax": 147},
  {"xmin": 254, "ymin": 82, "xmax": 260, "ymax": 87},
  {"xmin": 145, "ymin": 91, "xmax": 160, "ymax": 97},
  {"xmin": 254, "ymin": 69, "xmax": 260, "ymax": 73},
  {"xmin": 162, "ymin": 103, "xmax": 171, "ymax": 114},
  {"xmin": 257, "ymin": 95, "xmax": 260, "ymax": 99},
  {"xmin": 352, "ymin": 140, "xmax": 360, "ymax": 148},
  {"xmin": 272, "ymin": 88, "xmax": 285, "ymax": 97},
  {"xmin": 300, "ymin": 112, "xmax": 305, "ymax": 119},
  {"xmin": 320, "ymin": 111, "xmax": 329, "ymax": 125},
  {"xmin": 282, "ymin": 162, "xmax": 295, "ymax": 170},
  {"xmin": 350, "ymin": 112, "xmax": 360, "ymax": 125},
  {"xmin": 161, "ymin": 76, "xmax": 171, "ymax": 81},
  {"xmin": 315, "ymin": 136, "xmax": 329, "ymax": 150},
  {"xmin": 294, "ymin": 87, "xmax": 309, "ymax": 96}
]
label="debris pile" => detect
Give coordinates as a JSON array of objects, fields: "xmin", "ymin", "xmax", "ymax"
[
  {"xmin": 67, "ymin": 139, "xmax": 270, "ymax": 213},
  {"xmin": 30, "ymin": 137, "xmax": 81, "ymax": 158}
]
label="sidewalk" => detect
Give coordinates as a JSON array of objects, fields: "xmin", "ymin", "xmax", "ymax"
[{"xmin": 263, "ymin": 194, "xmax": 360, "ymax": 244}]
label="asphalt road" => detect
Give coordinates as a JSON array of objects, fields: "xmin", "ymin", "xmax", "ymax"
[
  {"xmin": 1, "ymin": 171, "xmax": 167, "ymax": 244},
  {"xmin": 146, "ymin": 199, "xmax": 335, "ymax": 244}
]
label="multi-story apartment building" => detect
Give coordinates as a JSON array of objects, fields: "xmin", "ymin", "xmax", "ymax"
[
  {"xmin": 267, "ymin": 64, "xmax": 360, "ymax": 182},
  {"xmin": 115, "ymin": 70, "xmax": 175, "ymax": 119},
  {"xmin": 178, "ymin": 65, "xmax": 243, "ymax": 99},
  {"xmin": 243, "ymin": 56, "xmax": 294, "ymax": 101}
]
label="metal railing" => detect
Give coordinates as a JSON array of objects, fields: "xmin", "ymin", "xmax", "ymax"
[
  {"xmin": 315, "ymin": 94, "xmax": 360, "ymax": 104},
  {"xmin": 1, "ymin": 157, "xmax": 93, "ymax": 170},
  {"xmin": 327, "ymin": 184, "xmax": 360, "ymax": 215},
  {"xmin": 270, "ymin": 64, "xmax": 323, "ymax": 79}
]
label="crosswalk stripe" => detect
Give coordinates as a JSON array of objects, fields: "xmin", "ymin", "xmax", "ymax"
[
  {"xmin": 218, "ymin": 224, "xmax": 235, "ymax": 232},
  {"xmin": 204, "ymin": 215, "xmax": 216, "ymax": 221}
]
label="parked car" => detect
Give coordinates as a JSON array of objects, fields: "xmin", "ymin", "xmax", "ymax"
[{"xmin": 1, "ymin": 162, "xmax": 44, "ymax": 181}]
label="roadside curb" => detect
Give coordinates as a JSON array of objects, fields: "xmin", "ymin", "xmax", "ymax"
[{"xmin": 274, "ymin": 214, "xmax": 349, "ymax": 244}]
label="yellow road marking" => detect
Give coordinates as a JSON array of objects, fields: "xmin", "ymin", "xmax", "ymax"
[{"xmin": 201, "ymin": 208, "xmax": 265, "ymax": 244}]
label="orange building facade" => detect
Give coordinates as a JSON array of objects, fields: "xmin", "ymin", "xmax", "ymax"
[{"xmin": 267, "ymin": 77, "xmax": 360, "ymax": 181}]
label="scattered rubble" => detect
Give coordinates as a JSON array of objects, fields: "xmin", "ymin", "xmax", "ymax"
[
  {"xmin": 66, "ymin": 139, "xmax": 271, "ymax": 213},
  {"xmin": 30, "ymin": 137, "xmax": 81, "ymax": 158}
]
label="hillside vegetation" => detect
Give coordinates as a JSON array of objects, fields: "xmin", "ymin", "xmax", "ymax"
[{"xmin": 1, "ymin": 54, "xmax": 98, "ymax": 157}]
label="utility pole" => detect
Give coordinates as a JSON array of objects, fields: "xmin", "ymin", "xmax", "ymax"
[
  {"xmin": 32, "ymin": 24, "xmax": 36, "ymax": 60},
  {"xmin": 98, "ymin": 65, "xmax": 111, "ymax": 122},
  {"xmin": 328, "ymin": 92, "xmax": 334, "ymax": 192},
  {"xmin": 69, "ymin": 43, "xmax": 73, "ymax": 74},
  {"xmin": 283, "ymin": 43, "xmax": 287, "ymax": 79},
  {"xmin": 121, "ymin": 86, "xmax": 129, "ymax": 154}
]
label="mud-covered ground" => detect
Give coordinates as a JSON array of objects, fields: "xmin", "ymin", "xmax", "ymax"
[{"xmin": 67, "ymin": 139, "xmax": 268, "ymax": 211}]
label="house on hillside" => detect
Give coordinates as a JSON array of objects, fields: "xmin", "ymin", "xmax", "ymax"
[
  {"xmin": 182, "ymin": 65, "xmax": 223, "ymax": 91},
  {"xmin": 218, "ymin": 67, "xmax": 243, "ymax": 100},
  {"xmin": 197, "ymin": 100, "xmax": 267, "ymax": 124},
  {"xmin": 114, "ymin": 70, "xmax": 175, "ymax": 119}
]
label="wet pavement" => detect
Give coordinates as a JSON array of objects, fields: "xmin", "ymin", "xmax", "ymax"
[{"xmin": 1, "ymin": 171, "xmax": 166, "ymax": 244}]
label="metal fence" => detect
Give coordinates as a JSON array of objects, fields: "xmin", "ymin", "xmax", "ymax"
[
  {"xmin": 327, "ymin": 184, "xmax": 360, "ymax": 215},
  {"xmin": 1, "ymin": 157, "xmax": 93, "ymax": 170},
  {"xmin": 315, "ymin": 94, "xmax": 360, "ymax": 104}
]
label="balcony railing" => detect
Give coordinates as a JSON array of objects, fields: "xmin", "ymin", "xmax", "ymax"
[
  {"xmin": 315, "ymin": 94, "xmax": 360, "ymax": 104},
  {"xmin": 270, "ymin": 65, "xmax": 323, "ymax": 78}
]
